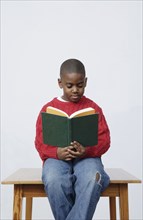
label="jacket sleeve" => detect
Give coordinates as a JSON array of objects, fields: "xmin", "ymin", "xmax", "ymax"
[
  {"xmin": 35, "ymin": 107, "xmax": 58, "ymax": 162},
  {"xmin": 84, "ymin": 108, "xmax": 110, "ymax": 158}
]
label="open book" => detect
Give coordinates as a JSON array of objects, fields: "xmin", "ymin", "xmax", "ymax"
[{"xmin": 41, "ymin": 106, "xmax": 98, "ymax": 147}]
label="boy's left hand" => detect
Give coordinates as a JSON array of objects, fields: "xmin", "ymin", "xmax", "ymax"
[{"xmin": 67, "ymin": 141, "xmax": 86, "ymax": 158}]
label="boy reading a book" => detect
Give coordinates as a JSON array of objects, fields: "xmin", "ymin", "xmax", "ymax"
[{"xmin": 35, "ymin": 59, "xmax": 110, "ymax": 220}]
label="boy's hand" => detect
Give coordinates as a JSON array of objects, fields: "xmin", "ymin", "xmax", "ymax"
[
  {"xmin": 57, "ymin": 141, "xmax": 86, "ymax": 161},
  {"xmin": 67, "ymin": 141, "xmax": 86, "ymax": 158},
  {"xmin": 57, "ymin": 147, "xmax": 73, "ymax": 161}
]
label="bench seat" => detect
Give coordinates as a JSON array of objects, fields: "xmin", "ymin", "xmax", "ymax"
[{"xmin": 2, "ymin": 168, "xmax": 141, "ymax": 220}]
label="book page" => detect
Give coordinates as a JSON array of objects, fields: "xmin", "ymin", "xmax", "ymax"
[
  {"xmin": 46, "ymin": 106, "xmax": 69, "ymax": 117},
  {"xmin": 69, "ymin": 107, "xmax": 95, "ymax": 118}
]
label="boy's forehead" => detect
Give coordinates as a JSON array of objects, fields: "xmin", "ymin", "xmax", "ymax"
[{"xmin": 61, "ymin": 72, "xmax": 85, "ymax": 81}]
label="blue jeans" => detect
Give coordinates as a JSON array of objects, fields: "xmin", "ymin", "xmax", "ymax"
[{"xmin": 42, "ymin": 158, "xmax": 110, "ymax": 220}]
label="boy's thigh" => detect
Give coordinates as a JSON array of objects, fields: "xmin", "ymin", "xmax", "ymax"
[
  {"xmin": 73, "ymin": 158, "xmax": 108, "ymax": 182},
  {"xmin": 73, "ymin": 157, "xmax": 104, "ymax": 172},
  {"xmin": 42, "ymin": 158, "xmax": 73, "ymax": 183}
]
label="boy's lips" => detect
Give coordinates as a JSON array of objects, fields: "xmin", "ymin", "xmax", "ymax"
[{"xmin": 71, "ymin": 95, "xmax": 80, "ymax": 100}]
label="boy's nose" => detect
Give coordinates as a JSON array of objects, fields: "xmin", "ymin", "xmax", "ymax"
[{"xmin": 72, "ymin": 86, "xmax": 78, "ymax": 93}]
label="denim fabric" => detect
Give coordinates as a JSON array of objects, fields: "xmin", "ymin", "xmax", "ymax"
[{"xmin": 42, "ymin": 158, "xmax": 110, "ymax": 220}]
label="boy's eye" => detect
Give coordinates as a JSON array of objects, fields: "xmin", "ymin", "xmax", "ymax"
[
  {"xmin": 66, "ymin": 82, "xmax": 84, "ymax": 88},
  {"xmin": 77, "ymin": 83, "xmax": 84, "ymax": 88},
  {"xmin": 66, "ymin": 84, "xmax": 72, "ymax": 88}
]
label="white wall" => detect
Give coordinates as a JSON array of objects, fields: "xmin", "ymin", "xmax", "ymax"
[{"xmin": 1, "ymin": 1, "xmax": 142, "ymax": 219}]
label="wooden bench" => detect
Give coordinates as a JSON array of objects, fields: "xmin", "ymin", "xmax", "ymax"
[{"xmin": 1, "ymin": 168, "xmax": 141, "ymax": 220}]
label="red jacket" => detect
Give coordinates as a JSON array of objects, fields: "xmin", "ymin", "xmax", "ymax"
[{"xmin": 35, "ymin": 96, "xmax": 110, "ymax": 162}]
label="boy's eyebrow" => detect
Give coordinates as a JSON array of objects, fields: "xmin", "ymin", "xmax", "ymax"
[
  {"xmin": 66, "ymin": 80, "xmax": 85, "ymax": 85},
  {"xmin": 77, "ymin": 81, "xmax": 84, "ymax": 84}
]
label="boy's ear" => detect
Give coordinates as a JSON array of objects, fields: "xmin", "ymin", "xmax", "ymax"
[
  {"xmin": 84, "ymin": 77, "xmax": 87, "ymax": 87},
  {"xmin": 58, "ymin": 78, "xmax": 63, "ymax": 89}
]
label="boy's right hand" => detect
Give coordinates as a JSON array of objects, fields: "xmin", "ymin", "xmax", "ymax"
[{"xmin": 57, "ymin": 147, "xmax": 73, "ymax": 161}]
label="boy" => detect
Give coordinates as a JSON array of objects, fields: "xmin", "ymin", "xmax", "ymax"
[{"xmin": 35, "ymin": 59, "xmax": 110, "ymax": 220}]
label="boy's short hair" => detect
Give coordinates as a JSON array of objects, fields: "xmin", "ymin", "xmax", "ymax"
[{"xmin": 60, "ymin": 59, "xmax": 86, "ymax": 76}]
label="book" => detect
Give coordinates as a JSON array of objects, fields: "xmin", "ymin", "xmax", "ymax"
[{"xmin": 41, "ymin": 106, "xmax": 99, "ymax": 147}]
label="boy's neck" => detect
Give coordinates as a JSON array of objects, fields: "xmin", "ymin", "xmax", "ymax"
[
  {"xmin": 57, "ymin": 97, "xmax": 69, "ymax": 102},
  {"xmin": 57, "ymin": 96, "xmax": 84, "ymax": 103}
]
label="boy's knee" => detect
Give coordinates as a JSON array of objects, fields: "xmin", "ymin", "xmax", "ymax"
[
  {"xmin": 42, "ymin": 171, "xmax": 58, "ymax": 187},
  {"xmin": 96, "ymin": 171, "xmax": 110, "ymax": 191},
  {"xmin": 95, "ymin": 172, "xmax": 101, "ymax": 182},
  {"xmin": 42, "ymin": 172, "xmax": 68, "ymax": 191},
  {"xmin": 95, "ymin": 171, "xmax": 110, "ymax": 189},
  {"xmin": 94, "ymin": 171, "xmax": 102, "ymax": 188}
]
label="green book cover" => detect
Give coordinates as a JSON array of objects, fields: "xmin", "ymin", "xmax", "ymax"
[{"xmin": 41, "ymin": 107, "xmax": 99, "ymax": 147}]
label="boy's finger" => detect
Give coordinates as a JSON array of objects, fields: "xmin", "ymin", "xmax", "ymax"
[
  {"xmin": 65, "ymin": 157, "xmax": 72, "ymax": 161},
  {"xmin": 68, "ymin": 149, "xmax": 81, "ymax": 156},
  {"xmin": 73, "ymin": 141, "xmax": 81, "ymax": 146}
]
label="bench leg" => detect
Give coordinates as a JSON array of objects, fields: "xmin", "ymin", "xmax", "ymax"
[
  {"xmin": 119, "ymin": 184, "xmax": 129, "ymax": 220},
  {"xmin": 109, "ymin": 197, "xmax": 116, "ymax": 220},
  {"xmin": 13, "ymin": 185, "xmax": 23, "ymax": 220},
  {"xmin": 26, "ymin": 197, "xmax": 33, "ymax": 220}
]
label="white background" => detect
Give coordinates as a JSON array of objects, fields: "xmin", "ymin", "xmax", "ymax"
[{"xmin": 1, "ymin": 1, "xmax": 142, "ymax": 219}]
